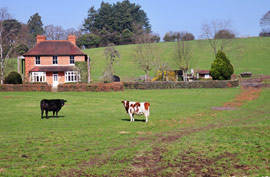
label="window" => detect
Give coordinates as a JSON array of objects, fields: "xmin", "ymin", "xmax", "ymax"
[
  {"xmin": 70, "ymin": 56, "xmax": 75, "ymax": 64},
  {"xmin": 35, "ymin": 56, "xmax": 40, "ymax": 65},
  {"xmin": 53, "ymin": 56, "xmax": 58, "ymax": 65},
  {"xmin": 30, "ymin": 72, "xmax": 46, "ymax": 82},
  {"xmin": 65, "ymin": 71, "xmax": 80, "ymax": 82}
]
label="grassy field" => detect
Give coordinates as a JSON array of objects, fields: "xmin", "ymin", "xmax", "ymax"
[
  {"xmin": 84, "ymin": 37, "xmax": 270, "ymax": 81},
  {"xmin": 5, "ymin": 37, "xmax": 270, "ymax": 81},
  {"xmin": 0, "ymin": 87, "xmax": 270, "ymax": 176}
]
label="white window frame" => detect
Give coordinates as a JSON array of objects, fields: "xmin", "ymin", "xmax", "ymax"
[
  {"xmin": 35, "ymin": 56, "xmax": 40, "ymax": 65},
  {"xmin": 53, "ymin": 56, "xmax": 58, "ymax": 65},
  {"xmin": 70, "ymin": 56, "xmax": 75, "ymax": 65},
  {"xmin": 30, "ymin": 72, "xmax": 46, "ymax": 82},
  {"xmin": 65, "ymin": 71, "xmax": 80, "ymax": 82}
]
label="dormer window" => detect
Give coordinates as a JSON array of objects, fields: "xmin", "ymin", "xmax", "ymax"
[
  {"xmin": 53, "ymin": 56, "xmax": 58, "ymax": 65},
  {"xmin": 70, "ymin": 56, "xmax": 75, "ymax": 64},
  {"xmin": 35, "ymin": 56, "xmax": 40, "ymax": 65}
]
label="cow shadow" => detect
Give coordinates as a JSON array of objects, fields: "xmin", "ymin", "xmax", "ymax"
[
  {"xmin": 121, "ymin": 118, "xmax": 146, "ymax": 122},
  {"xmin": 42, "ymin": 116, "xmax": 65, "ymax": 119}
]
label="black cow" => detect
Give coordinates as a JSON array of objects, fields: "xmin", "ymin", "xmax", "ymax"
[{"xmin": 40, "ymin": 99, "xmax": 67, "ymax": 119}]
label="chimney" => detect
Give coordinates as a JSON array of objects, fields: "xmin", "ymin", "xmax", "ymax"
[
  {"xmin": 36, "ymin": 35, "xmax": 46, "ymax": 44},
  {"xmin": 68, "ymin": 35, "xmax": 76, "ymax": 46}
]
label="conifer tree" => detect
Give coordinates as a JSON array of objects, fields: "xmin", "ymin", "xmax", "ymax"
[{"xmin": 210, "ymin": 51, "xmax": 234, "ymax": 80}]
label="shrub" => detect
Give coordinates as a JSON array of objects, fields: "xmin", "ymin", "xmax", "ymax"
[
  {"xmin": 75, "ymin": 62, "xmax": 88, "ymax": 83},
  {"xmin": 77, "ymin": 33, "xmax": 100, "ymax": 48},
  {"xmin": 210, "ymin": 51, "xmax": 234, "ymax": 80},
  {"xmin": 4, "ymin": 72, "xmax": 22, "ymax": 84}
]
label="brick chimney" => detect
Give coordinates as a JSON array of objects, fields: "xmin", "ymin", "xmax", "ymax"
[
  {"xmin": 36, "ymin": 35, "xmax": 46, "ymax": 44},
  {"xmin": 68, "ymin": 35, "xmax": 76, "ymax": 46}
]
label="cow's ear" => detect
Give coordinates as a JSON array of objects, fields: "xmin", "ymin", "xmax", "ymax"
[
  {"xmin": 64, "ymin": 100, "xmax": 67, "ymax": 102},
  {"xmin": 121, "ymin": 101, "xmax": 124, "ymax": 103}
]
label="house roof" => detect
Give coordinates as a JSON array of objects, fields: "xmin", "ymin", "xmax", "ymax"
[
  {"xmin": 23, "ymin": 41, "xmax": 87, "ymax": 56},
  {"xmin": 198, "ymin": 70, "xmax": 210, "ymax": 74},
  {"xmin": 29, "ymin": 66, "xmax": 78, "ymax": 72}
]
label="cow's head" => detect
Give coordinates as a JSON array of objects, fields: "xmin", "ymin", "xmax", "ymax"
[
  {"xmin": 61, "ymin": 99, "xmax": 67, "ymax": 106},
  {"xmin": 121, "ymin": 100, "xmax": 129, "ymax": 113}
]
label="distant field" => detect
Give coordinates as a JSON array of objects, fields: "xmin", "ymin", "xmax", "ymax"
[
  {"xmin": 84, "ymin": 37, "xmax": 270, "ymax": 81},
  {"xmin": 5, "ymin": 37, "xmax": 270, "ymax": 81},
  {"xmin": 0, "ymin": 88, "xmax": 270, "ymax": 176}
]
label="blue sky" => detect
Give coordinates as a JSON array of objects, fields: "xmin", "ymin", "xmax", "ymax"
[{"xmin": 0, "ymin": 0, "xmax": 269, "ymax": 39}]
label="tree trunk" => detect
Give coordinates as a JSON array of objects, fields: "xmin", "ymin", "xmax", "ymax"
[
  {"xmin": 87, "ymin": 56, "xmax": 91, "ymax": 83},
  {"xmin": 0, "ymin": 61, "xmax": 3, "ymax": 84},
  {"xmin": 146, "ymin": 70, "xmax": 149, "ymax": 82}
]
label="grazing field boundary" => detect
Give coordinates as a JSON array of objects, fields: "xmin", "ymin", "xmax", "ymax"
[
  {"xmin": 0, "ymin": 80, "xmax": 239, "ymax": 92},
  {"xmin": 58, "ymin": 82, "xmax": 124, "ymax": 92},
  {"xmin": 0, "ymin": 84, "xmax": 51, "ymax": 92},
  {"xmin": 123, "ymin": 79, "xmax": 239, "ymax": 89}
]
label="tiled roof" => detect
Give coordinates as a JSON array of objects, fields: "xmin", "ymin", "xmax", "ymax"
[
  {"xmin": 198, "ymin": 70, "xmax": 210, "ymax": 74},
  {"xmin": 29, "ymin": 66, "xmax": 78, "ymax": 72},
  {"xmin": 23, "ymin": 41, "xmax": 86, "ymax": 56}
]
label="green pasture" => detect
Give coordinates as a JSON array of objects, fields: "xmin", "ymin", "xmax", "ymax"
[
  {"xmin": 85, "ymin": 37, "xmax": 270, "ymax": 81},
  {"xmin": 5, "ymin": 37, "xmax": 270, "ymax": 81},
  {"xmin": 0, "ymin": 88, "xmax": 270, "ymax": 176}
]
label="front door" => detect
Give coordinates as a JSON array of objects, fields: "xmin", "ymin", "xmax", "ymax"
[{"xmin": 53, "ymin": 72, "xmax": 58, "ymax": 87}]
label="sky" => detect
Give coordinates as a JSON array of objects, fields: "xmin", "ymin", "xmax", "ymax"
[{"xmin": 0, "ymin": 0, "xmax": 269, "ymax": 39}]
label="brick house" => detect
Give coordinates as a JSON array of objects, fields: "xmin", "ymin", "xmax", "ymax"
[{"xmin": 23, "ymin": 35, "xmax": 87, "ymax": 87}]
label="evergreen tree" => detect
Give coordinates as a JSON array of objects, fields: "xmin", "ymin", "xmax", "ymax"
[
  {"xmin": 27, "ymin": 13, "xmax": 44, "ymax": 37},
  {"xmin": 82, "ymin": 6, "xmax": 98, "ymax": 33},
  {"xmin": 83, "ymin": 0, "xmax": 151, "ymax": 35},
  {"xmin": 210, "ymin": 51, "xmax": 234, "ymax": 80}
]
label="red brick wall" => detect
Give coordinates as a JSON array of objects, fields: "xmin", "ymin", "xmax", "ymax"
[{"xmin": 46, "ymin": 72, "xmax": 53, "ymax": 85}]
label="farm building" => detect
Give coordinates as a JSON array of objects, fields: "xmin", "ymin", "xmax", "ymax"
[
  {"xmin": 22, "ymin": 35, "xmax": 88, "ymax": 87},
  {"xmin": 196, "ymin": 70, "xmax": 212, "ymax": 79}
]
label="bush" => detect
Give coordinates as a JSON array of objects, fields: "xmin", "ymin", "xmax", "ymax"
[
  {"xmin": 4, "ymin": 72, "xmax": 22, "ymax": 84},
  {"xmin": 75, "ymin": 62, "xmax": 88, "ymax": 83},
  {"xmin": 77, "ymin": 33, "xmax": 100, "ymax": 48},
  {"xmin": 210, "ymin": 51, "xmax": 234, "ymax": 80}
]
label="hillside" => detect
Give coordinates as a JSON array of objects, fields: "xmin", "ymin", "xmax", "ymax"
[
  {"xmin": 5, "ymin": 37, "xmax": 270, "ymax": 81},
  {"xmin": 84, "ymin": 37, "xmax": 270, "ymax": 81}
]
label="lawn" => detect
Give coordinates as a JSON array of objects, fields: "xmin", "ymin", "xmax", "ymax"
[{"xmin": 0, "ymin": 87, "xmax": 270, "ymax": 176}]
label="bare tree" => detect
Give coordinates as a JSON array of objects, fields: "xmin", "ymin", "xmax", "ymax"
[
  {"xmin": 173, "ymin": 39, "xmax": 193, "ymax": 81},
  {"xmin": 0, "ymin": 8, "xmax": 18, "ymax": 84},
  {"xmin": 260, "ymin": 10, "xmax": 270, "ymax": 36},
  {"xmin": 103, "ymin": 44, "xmax": 120, "ymax": 83},
  {"xmin": 44, "ymin": 25, "xmax": 65, "ymax": 40},
  {"xmin": 134, "ymin": 34, "xmax": 160, "ymax": 82},
  {"xmin": 200, "ymin": 19, "xmax": 235, "ymax": 56}
]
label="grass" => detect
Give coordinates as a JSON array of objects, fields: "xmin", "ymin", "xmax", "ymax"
[
  {"xmin": 0, "ymin": 88, "xmax": 270, "ymax": 176},
  {"xmin": 85, "ymin": 37, "xmax": 270, "ymax": 81},
  {"xmin": 4, "ymin": 37, "xmax": 270, "ymax": 82}
]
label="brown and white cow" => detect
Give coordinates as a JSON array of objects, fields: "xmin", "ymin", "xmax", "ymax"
[{"xmin": 121, "ymin": 100, "xmax": 150, "ymax": 122}]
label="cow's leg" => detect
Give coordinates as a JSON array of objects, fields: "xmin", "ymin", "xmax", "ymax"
[
  {"xmin": 53, "ymin": 111, "xmax": 55, "ymax": 117},
  {"xmin": 41, "ymin": 109, "xmax": 44, "ymax": 119},
  {"xmin": 129, "ymin": 113, "xmax": 133, "ymax": 122},
  {"xmin": 144, "ymin": 112, "xmax": 149, "ymax": 123},
  {"xmin": 46, "ymin": 110, "xmax": 48, "ymax": 119},
  {"xmin": 56, "ymin": 111, "xmax": 58, "ymax": 118},
  {"xmin": 132, "ymin": 114, "xmax": 135, "ymax": 121}
]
